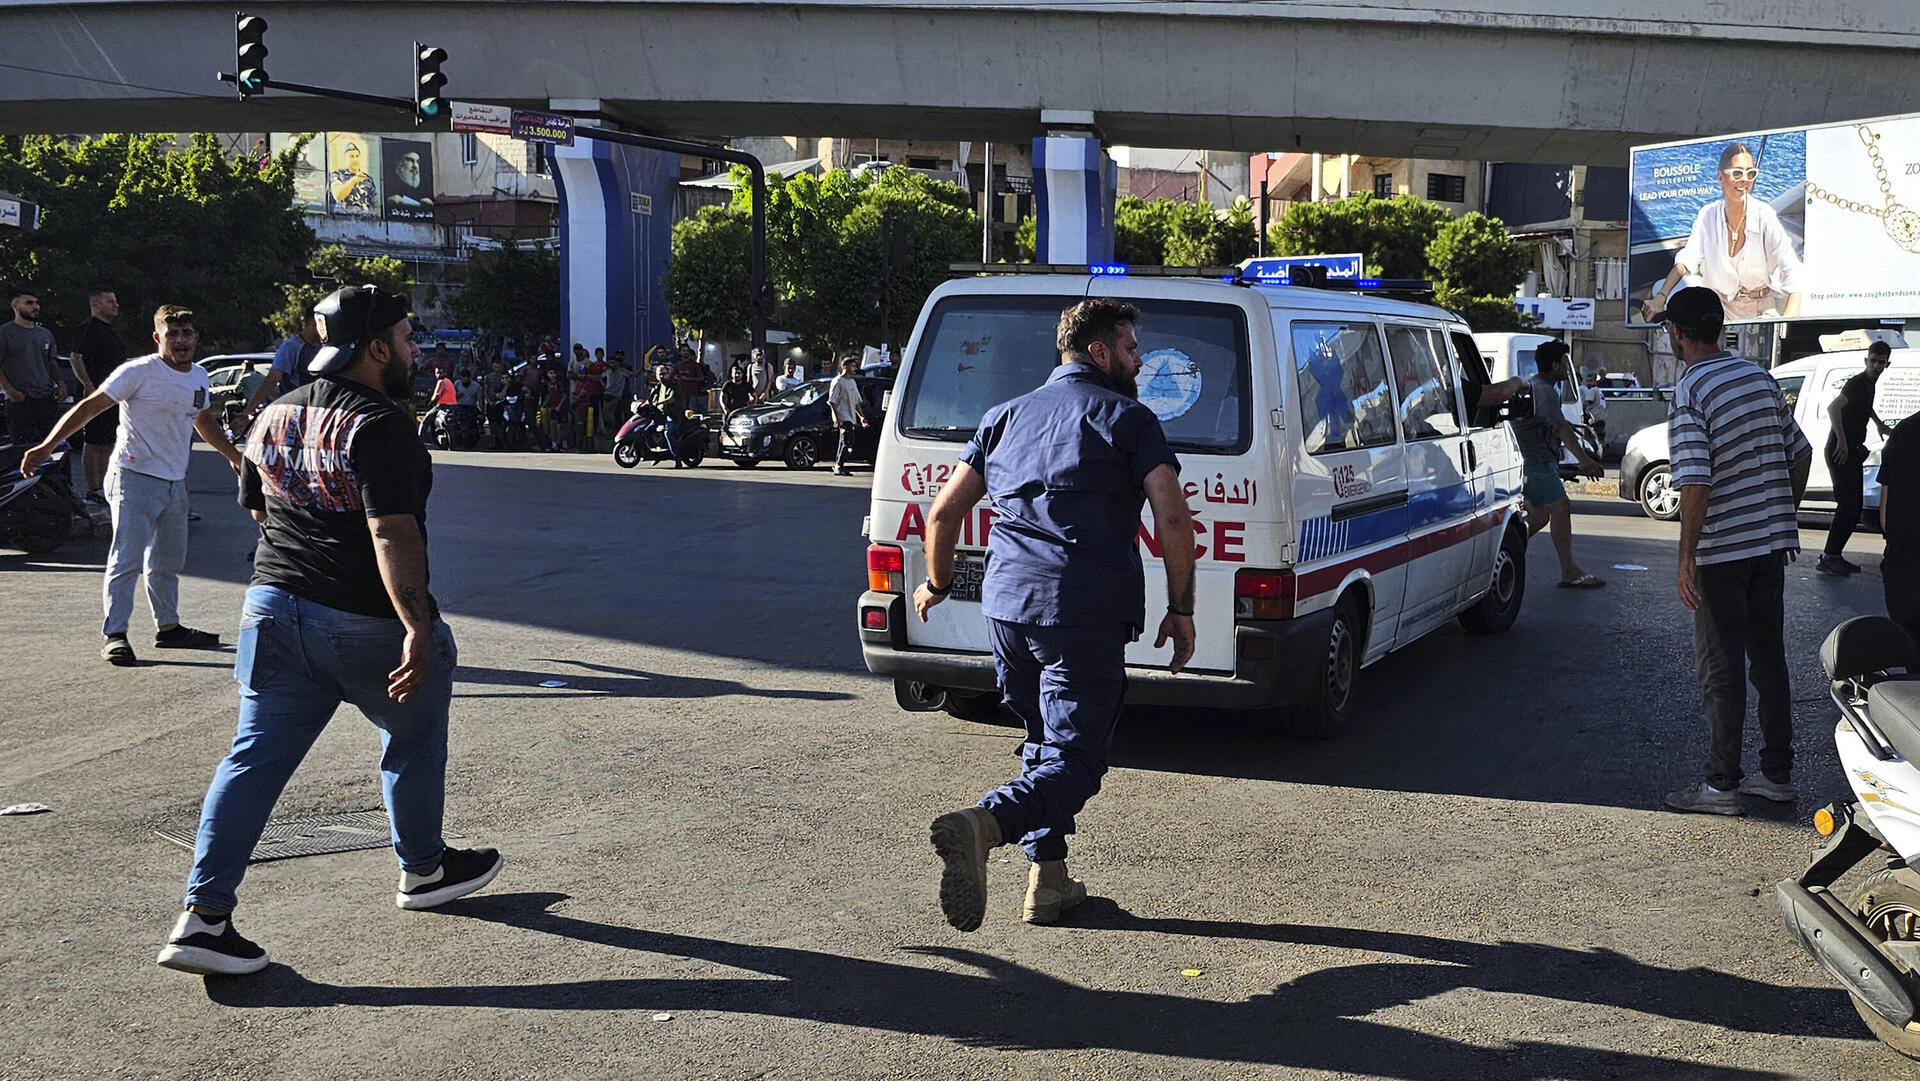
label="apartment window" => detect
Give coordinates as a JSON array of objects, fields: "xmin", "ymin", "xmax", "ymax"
[
  {"xmin": 461, "ymin": 133, "xmax": 479, "ymax": 166},
  {"xmin": 907, "ymin": 156, "xmax": 938, "ymax": 170},
  {"xmin": 531, "ymin": 144, "xmax": 549, "ymax": 176},
  {"xmin": 1373, "ymin": 173, "xmax": 1394, "ymax": 199},
  {"xmin": 1426, "ymin": 172, "xmax": 1467, "ymax": 203}
]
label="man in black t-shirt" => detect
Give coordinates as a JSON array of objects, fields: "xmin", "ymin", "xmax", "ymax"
[
  {"xmin": 156, "ymin": 285, "xmax": 502, "ymax": 979},
  {"xmin": 1879, "ymin": 411, "xmax": 1920, "ymax": 642},
  {"xmin": 67, "ymin": 288, "xmax": 127, "ymax": 502},
  {"xmin": 1820, "ymin": 341, "xmax": 1894, "ymax": 575}
]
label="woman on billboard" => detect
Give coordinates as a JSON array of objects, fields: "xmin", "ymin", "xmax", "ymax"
[{"xmin": 1640, "ymin": 143, "xmax": 1805, "ymax": 321}]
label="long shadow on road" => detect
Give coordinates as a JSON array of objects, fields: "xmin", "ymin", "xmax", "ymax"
[
  {"xmin": 206, "ymin": 890, "xmax": 1841, "ymax": 1079},
  {"xmin": 453, "ymin": 659, "xmax": 854, "ymax": 702}
]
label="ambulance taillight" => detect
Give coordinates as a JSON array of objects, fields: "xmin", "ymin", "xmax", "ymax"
[
  {"xmin": 867, "ymin": 544, "xmax": 905, "ymax": 593},
  {"xmin": 1235, "ymin": 569, "xmax": 1295, "ymax": 620}
]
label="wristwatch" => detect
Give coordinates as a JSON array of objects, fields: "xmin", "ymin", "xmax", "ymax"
[{"xmin": 924, "ymin": 578, "xmax": 952, "ymax": 597}]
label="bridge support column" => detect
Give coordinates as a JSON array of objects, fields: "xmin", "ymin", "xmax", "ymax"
[
  {"xmin": 1032, "ymin": 135, "xmax": 1116, "ymax": 265},
  {"xmin": 552, "ymin": 134, "xmax": 678, "ymax": 359}
]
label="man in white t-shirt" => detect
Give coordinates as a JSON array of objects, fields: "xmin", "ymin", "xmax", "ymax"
[
  {"xmin": 24, "ymin": 305, "xmax": 244, "ymax": 666},
  {"xmin": 827, "ymin": 355, "xmax": 867, "ymax": 476}
]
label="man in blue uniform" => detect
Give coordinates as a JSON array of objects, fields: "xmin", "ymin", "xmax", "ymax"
[{"xmin": 913, "ymin": 297, "xmax": 1197, "ymax": 931}]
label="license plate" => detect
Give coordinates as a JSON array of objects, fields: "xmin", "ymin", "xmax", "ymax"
[{"xmin": 950, "ymin": 552, "xmax": 987, "ymax": 603}]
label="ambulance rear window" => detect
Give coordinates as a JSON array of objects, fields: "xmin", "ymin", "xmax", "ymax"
[{"xmin": 897, "ymin": 295, "xmax": 1251, "ymax": 454}]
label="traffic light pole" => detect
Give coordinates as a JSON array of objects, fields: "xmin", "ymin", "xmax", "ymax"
[{"xmin": 213, "ymin": 74, "xmax": 771, "ymax": 362}]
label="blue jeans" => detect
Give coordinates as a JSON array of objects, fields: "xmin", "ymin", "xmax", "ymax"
[
  {"xmin": 102, "ymin": 467, "xmax": 188, "ymax": 636},
  {"xmin": 978, "ymin": 619, "xmax": 1130, "ymax": 862},
  {"xmin": 183, "ymin": 586, "xmax": 457, "ymax": 912}
]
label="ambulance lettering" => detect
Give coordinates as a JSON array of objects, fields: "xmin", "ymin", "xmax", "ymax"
[{"xmin": 1330, "ymin": 464, "xmax": 1371, "ymax": 499}]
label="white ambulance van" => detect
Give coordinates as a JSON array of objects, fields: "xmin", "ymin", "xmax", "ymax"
[{"xmin": 857, "ymin": 271, "xmax": 1530, "ymax": 737}]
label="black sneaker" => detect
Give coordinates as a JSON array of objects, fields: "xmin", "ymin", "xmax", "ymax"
[
  {"xmin": 101, "ymin": 635, "xmax": 136, "ymax": 667},
  {"xmin": 156, "ymin": 911, "xmax": 269, "ymax": 975},
  {"xmin": 154, "ymin": 625, "xmax": 220, "ymax": 649},
  {"xmin": 396, "ymin": 846, "xmax": 503, "ymax": 910},
  {"xmin": 1816, "ymin": 555, "xmax": 1852, "ymax": 576}
]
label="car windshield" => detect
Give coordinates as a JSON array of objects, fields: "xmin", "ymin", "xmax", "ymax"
[
  {"xmin": 896, "ymin": 295, "xmax": 1251, "ymax": 452},
  {"xmin": 769, "ymin": 381, "xmax": 827, "ymax": 406}
]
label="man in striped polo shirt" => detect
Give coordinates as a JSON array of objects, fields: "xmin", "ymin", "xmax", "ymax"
[{"xmin": 1657, "ymin": 287, "xmax": 1812, "ymax": 816}]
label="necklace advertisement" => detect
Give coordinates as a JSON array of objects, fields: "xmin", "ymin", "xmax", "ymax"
[{"xmin": 1628, "ymin": 111, "xmax": 1920, "ymax": 327}]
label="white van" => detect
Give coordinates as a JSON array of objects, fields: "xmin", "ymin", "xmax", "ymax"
[
  {"xmin": 1620, "ymin": 347, "xmax": 1920, "ymax": 522},
  {"xmin": 1473, "ymin": 331, "xmax": 1602, "ymax": 467},
  {"xmin": 857, "ymin": 273, "xmax": 1530, "ymax": 737}
]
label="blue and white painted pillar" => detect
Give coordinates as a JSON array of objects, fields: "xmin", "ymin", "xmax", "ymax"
[
  {"xmin": 1032, "ymin": 136, "xmax": 1117, "ymax": 265},
  {"xmin": 552, "ymin": 131, "xmax": 678, "ymax": 358}
]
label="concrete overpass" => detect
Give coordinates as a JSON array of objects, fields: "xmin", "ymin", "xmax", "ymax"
[
  {"xmin": 3, "ymin": 0, "xmax": 1917, "ymax": 163},
  {"xmin": 6, "ymin": 0, "xmax": 1916, "ymax": 360}
]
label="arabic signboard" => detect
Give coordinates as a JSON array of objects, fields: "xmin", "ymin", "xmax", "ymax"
[
  {"xmin": 450, "ymin": 101, "xmax": 512, "ymax": 135},
  {"xmin": 0, "ymin": 196, "xmax": 22, "ymax": 229},
  {"xmin": 1513, "ymin": 296, "xmax": 1597, "ymax": 331},
  {"xmin": 511, "ymin": 110, "xmax": 575, "ymax": 147},
  {"xmin": 1629, "ymin": 110, "xmax": 1920, "ymax": 326},
  {"xmin": 1239, "ymin": 254, "xmax": 1365, "ymax": 282}
]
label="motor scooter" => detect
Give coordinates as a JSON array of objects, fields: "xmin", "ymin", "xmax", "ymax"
[
  {"xmin": 0, "ymin": 444, "xmax": 81, "ymax": 554},
  {"xmin": 613, "ymin": 401, "xmax": 707, "ymax": 468},
  {"xmin": 1779, "ymin": 615, "xmax": 1920, "ymax": 1059},
  {"xmin": 428, "ymin": 404, "xmax": 481, "ymax": 450}
]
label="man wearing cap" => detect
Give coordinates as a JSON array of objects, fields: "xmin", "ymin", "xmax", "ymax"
[
  {"xmin": 23, "ymin": 305, "xmax": 244, "ymax": 665},
  {"xmin": 1658, "ymin": 286, "xmax": 1812, "ymax": 816},
  {"xmin": 155, "ymin": 285, "xmax": 501, "ymax": 977}
]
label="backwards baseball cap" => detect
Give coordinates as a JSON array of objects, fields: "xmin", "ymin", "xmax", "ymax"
[
  {"xmin": 1646, "ymin": 285, "xmax": 1724, "ymax": 333},
  {"xmin": 308, "ymin": 284, "xmax": 411, "ymax": 376}
]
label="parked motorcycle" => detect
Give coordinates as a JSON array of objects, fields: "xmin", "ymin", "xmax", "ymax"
[
  {"xmin": 1778, "ymin": 615, "xmax": 1920, "ymax": 1059},
  {"xmin": 613, "ymin": 402, "xmax": 707, "ymax": 468},
  {"xmin": 498, "ymin": 391, "xmax": 547, "ymax": 452},
  {"xmin": 0, "ymin": 444, "xmax": 81, "ymax": 554},
  {"xmin": 438, "ymin": 404, "xmax": 482, "ymax": 450}
]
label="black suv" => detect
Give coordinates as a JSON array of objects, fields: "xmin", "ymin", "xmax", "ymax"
[{"xmin": 718, "ymin": 375, "xmax": 890, "ymax": 469}]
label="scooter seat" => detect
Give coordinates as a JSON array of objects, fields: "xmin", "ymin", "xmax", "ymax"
[
  {"xmin": 1822, "ymin": 616, "xmax": 1919, "ymax": 680},
  {"xmin": 1866, "ymin": 680, "xmax": 1920, "ymax": 765}
]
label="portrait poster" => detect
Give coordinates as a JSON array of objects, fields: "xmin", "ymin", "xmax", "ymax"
[
  {"xmin": 325, "ymin": 133, "xmax": 380, "ymax": 217},
  {"xmin": 1630, "ymin": 111, "xmax": 1920, "ymax": 326},
  {"xmin": 381, "ymin": 137, "xmax": 436, "ymax": 222},
  {"xmin": 271, "ymin": 133, "xmax": 327, "ymax": 210}
]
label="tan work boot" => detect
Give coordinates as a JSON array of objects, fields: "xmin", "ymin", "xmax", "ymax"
[
  {"xmin": 929, "ymin": 807, "xmax": 1002, "ymax": 932},
  {"xmin": 1022, "ymin": 860, "xmax": 1088, "ymax": 925}
]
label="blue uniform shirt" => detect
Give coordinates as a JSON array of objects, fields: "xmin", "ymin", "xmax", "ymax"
[{"xmin": 961, "ymin": 362, "xmax": 1180, "ymax": 632}]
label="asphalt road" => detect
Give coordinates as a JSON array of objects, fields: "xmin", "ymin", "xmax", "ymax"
[{"xmin": 1, "ymin": 447, "xmax": 1910, "ymax": 1080}]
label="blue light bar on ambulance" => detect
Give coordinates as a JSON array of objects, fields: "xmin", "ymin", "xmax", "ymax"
[{"xmin": 1089, "ymin": 263, "xmax": 1127, "ymax": 276}]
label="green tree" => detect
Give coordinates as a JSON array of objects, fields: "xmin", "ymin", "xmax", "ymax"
[
  {"xmin": 1427, "ymin": 212, "xmax": 1534, "ymax": 331},
  {"xmin": 450, "ymin": 241, "xmax": 561, "ymax": 355},
  {"xmin": 695, "ymin": 165, "xmax": 978, "ymax": 352},
  {"xmin": 268, "ymin": 245, "xmax": 414, "ymax": 338},
  {"xmin": 664, "ymin": 204, "xmax": 753, "ymax": 341},
  {"xmin": 1267, "ymin": 193, "xmax": 1453, "ymax": 278},
  {"xmin": 1163, "ymin": 197, "xmax": 1260, "ymax": 266},
  {"xmin": 0, "ymin": 133, "xmax": 315, "ymax": 351}
]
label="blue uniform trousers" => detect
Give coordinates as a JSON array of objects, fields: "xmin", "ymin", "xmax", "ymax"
[{"xmin": 977, "ymin": 618, "xmax": 1129, "ymax": 862}]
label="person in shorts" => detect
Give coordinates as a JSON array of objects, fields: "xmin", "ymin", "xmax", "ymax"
[{"xmin": 1516, "ymin": 340, "xmax": 1606, "ymax": 588}]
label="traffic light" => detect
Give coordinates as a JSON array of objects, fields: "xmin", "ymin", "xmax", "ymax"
[
  {"xmin": 865, "ymin": 279, "xmax": 885, "ymax": 311},
  {"xmin": 413, "ymin": 43, "xmax": 448, "ymax": 124},
  {"xmin": 234, "ymin": 13, "xmax": 269, "ymax": 98},
  {"xmin": 886, "ymin": 226, "xmax": 916, "ymax": 275}
]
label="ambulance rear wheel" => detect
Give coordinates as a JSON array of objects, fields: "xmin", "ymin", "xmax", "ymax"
[
  {"xmin": 1282, "ymin": 596, "xmax": 1361, "ymax": 739},
  {"xmin": 1460, "ymin": 525, "xmax": 1527, "ymax": 634}
]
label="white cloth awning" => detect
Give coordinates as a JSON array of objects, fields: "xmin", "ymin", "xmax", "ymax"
[{"xmin": 680, "ymin": 157, "xmax": 822, "ymax": 189}]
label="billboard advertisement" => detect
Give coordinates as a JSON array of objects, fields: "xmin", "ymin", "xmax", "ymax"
[
  {"xmin": 325, "ymin": 133, "xmax": 380, "ymax": 217},
  {"xmin": 1629, "ymin": 112, "xmax": 1920, "ymax": 326},
  {"xmin": 381, "ymin": 137, "xmax": 435, "ymax": 221}
]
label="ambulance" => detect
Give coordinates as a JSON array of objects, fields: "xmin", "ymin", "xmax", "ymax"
[{"xmin": 857, "ymin": 269, "xmax": 1530, "ymax": 737}]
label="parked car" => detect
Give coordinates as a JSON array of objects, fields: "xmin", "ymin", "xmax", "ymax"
[
  {"xmin": 718, "ymin": 375, "xmax": 891, "ymax": 469},
  {"xmin": 1619, "ymin": 346, "xmax": 1912, "ymax": 522}
]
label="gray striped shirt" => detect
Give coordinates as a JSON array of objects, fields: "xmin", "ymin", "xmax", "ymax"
[{"xmin": 1669, "ymin": 352, "xmax": 1812, "ymax": 565}]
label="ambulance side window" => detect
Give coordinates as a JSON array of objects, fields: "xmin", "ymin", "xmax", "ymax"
[
  {"xmin": 1449, "ymin": 331, "xmax": 1498, "ymax": 429},
  {"xmin": 1293, "ymin": 321, "xmax": 1396, "ymax": 455},
  {"xmin": 1384, "ymin": 324, "xmax": 1458, "ymax": 441}
]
